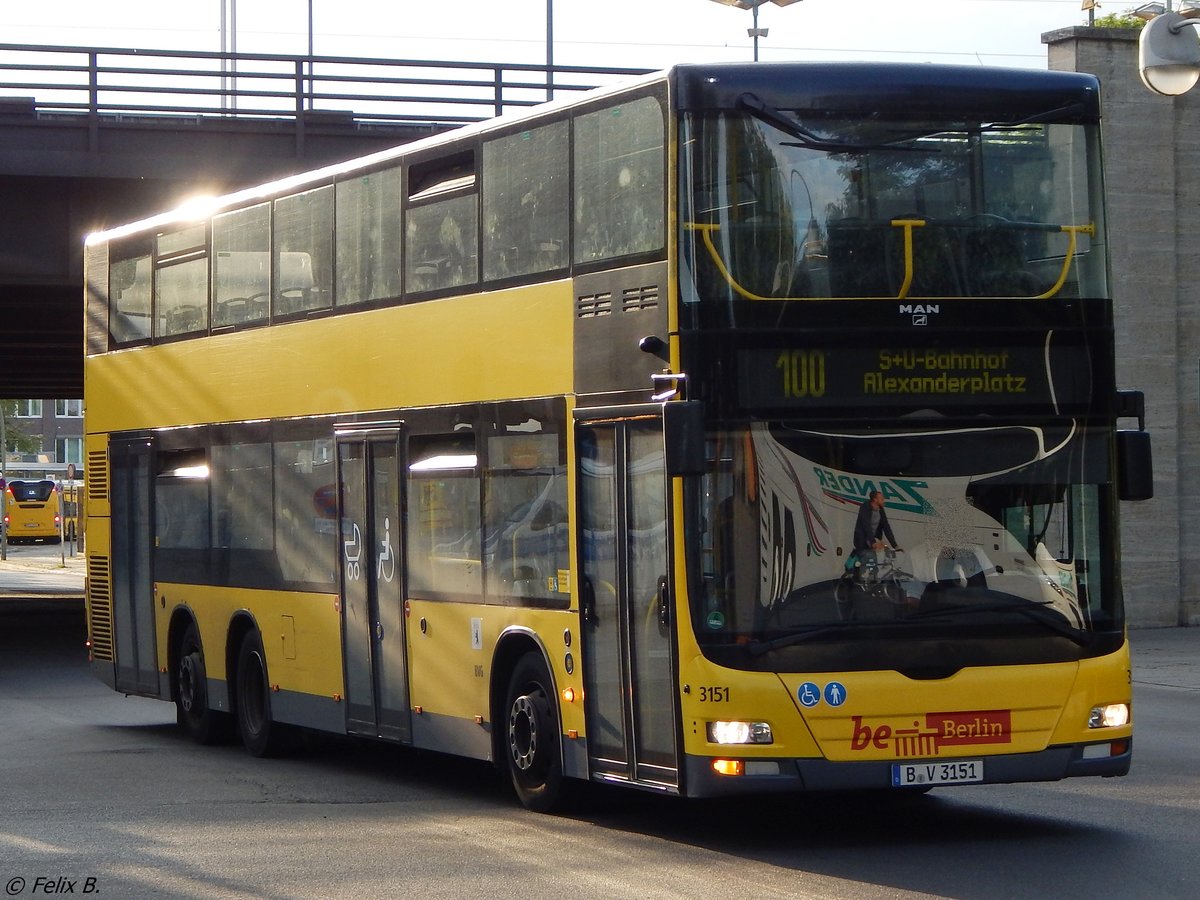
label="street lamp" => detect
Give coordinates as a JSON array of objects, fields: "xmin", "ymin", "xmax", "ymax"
[
  {"xmin": 708, "ymin": 0, "xmax": 805, "ymax": 63},
  {"xmin": 1138, "ymin": 7, "xmax": 1200, "ymax": 95},
  {"xmin": 546, "ymin": 0, "xmax": 554, "ymax": 101}
]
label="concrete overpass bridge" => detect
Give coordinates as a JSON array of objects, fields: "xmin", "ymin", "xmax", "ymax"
[{"xmin": 0, "ymin": 43, "xmax": 647, "ymax": 398}]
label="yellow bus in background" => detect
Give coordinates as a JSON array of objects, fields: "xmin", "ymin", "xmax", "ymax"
[
  {"xmin": 2, "ymin": 478, "xmax": 61, "ymax": 543},
  {"xmin": 83, "ymin": 62, "xmax": 1152, "ymax": 811}
]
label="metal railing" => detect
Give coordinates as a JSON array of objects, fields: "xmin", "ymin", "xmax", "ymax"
[{"xmin": 0, "ymin": 43, "xmax": 654, "ymax": 127}]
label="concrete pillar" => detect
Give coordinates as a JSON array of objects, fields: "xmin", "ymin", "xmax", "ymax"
[{"xmin": 1045, "ymin": 26, "xmax": 1198, "ymax": 626}]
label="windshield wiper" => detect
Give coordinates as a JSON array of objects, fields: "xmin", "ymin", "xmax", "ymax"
[
  {"xmin": 747, "ymin": 622, "xmax": 859, "ymax": 656},
  {"xmin": 981, "ymin": 102, "xmax": 1089, "ymax": 131},
  {"xmin": 737, "ymin": 93, "xmax": 926, "ymax": 153},
  {"xmin": 906, "ymin": 600, "xmax": 1091, "ymax": 646},
  {"xmin": 748, "ymin": 599, "xmax": 1091, "ymax": 655}
]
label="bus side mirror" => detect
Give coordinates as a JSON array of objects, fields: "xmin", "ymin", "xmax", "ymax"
[
  {"xmin": 1117, "ymin": 429, "xmax": 1153, "ymax": 501},
  {"xmin": 664, "ymin": 401, "xmax": 706, "ymax": 477}
]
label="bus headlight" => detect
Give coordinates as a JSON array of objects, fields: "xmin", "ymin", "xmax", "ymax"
[
  {"xmin": 1088, "ymin": 703, "xmax": 1130, "ymax": 728},
  {"xmin": 707, "ymin": 720, "xmax": 773, "ymax": 744}
]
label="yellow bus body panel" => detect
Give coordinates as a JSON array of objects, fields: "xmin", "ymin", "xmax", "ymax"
[
  {"xmin": 405, "ymin": 599, "xmax": 586, "ymax": 737},
  {"xmin": 156, "ymin": 583, "xmax": 344, "ymax": 699},
  {"xmin": 85, "ymin": 282, "xmax": 573, "ymax": 433}
]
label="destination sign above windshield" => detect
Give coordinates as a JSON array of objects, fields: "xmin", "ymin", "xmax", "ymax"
[{"xmin": 737, "ymin": 340, "xmax": 1092, "ymax": 413}]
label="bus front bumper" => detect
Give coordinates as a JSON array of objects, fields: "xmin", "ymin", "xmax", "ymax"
[{"xmin": 682, "ymin": 739, "xmax": 1131, "ymax": 798}]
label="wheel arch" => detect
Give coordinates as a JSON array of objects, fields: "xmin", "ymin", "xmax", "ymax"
[
  {"xmin": 489, "ymin": 627, "xmax": 558, "ymax": 768},
  {"xmin": 166, "ymin": 605, "xmax": 200, "ymax": 703}
]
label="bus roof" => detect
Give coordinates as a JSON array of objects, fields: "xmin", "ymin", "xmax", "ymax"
[
  {"xmin": 86, "ymin": 61, "xmax": 1099, "ymax": 247},
  {"xmin": 85, "ymin": 66, "xmax": 667, "ymax": 247},
  {"xmin": 670, "ymin": 61, "xmax": 1101, "ymax": 122}
]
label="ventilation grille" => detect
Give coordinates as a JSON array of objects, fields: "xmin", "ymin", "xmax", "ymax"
[
  {"xmin": 87, "ymin": 449, "xmax": 108, "ymax": 501},
  {"xmin": 87, "ymin": 555, "xmax": 114, "ymax": 661},
  {"xmin": 622, "ymin": 284, "xmax": 659, "ymax": 312},
  {"xmin": 576, "ymin": 290, "xmax": 612, "ymax": 318}
]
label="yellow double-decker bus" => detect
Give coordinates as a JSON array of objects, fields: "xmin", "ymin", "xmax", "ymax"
[{"xmin": 83, "ymin": 62, "xmax": 1153, "ymax": 810}]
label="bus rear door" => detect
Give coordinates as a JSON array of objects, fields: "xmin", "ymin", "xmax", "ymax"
[
  {"xmin": 108, "ymin": 436, "xmax": 159, "ymax": 695},
  {"xmin": 336, "ymin": 426, "xmax": 411, "ymax": 743}
]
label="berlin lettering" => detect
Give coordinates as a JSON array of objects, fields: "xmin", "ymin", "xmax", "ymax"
[{"xmin": 849, "ymin": 710, "xmax": 1012, "ymax": 757}]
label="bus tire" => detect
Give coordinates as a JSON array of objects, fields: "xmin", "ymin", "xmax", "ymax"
[
  {"xmin": 504, "ymin": 652, "xmax": 564, "ymax": 812},
  {"xmin": 234, "ymin": 628, "xmax": 291, "ymax": 758},
  {"xmin": 176, "ymin": 623, "xmax": 232, "ymax": 744}
]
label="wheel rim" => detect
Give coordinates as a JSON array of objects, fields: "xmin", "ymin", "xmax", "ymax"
[
  {"xmin": 509, "ymin": 694, "xmax": 538, "ymax": 771},
  {"xmin": 179, "ymin": 651, "xmax": 202, "ymax": 715}
]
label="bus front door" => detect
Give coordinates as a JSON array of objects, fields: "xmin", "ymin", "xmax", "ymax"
[
  {"xmin": 337, "ymin": 429, "xmax": 411, "ymax": 742},
  {"xmin": 577, "ymin": 416, "xmax": 680, "ymax": 792}
]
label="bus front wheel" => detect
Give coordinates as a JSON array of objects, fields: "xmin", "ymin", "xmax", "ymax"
[
  {"xmin": 176, "ymin": 623, "xmax": 231, "ymax": 744},
  {"xmin": 504, "ymin": 652, "xmax": 564, "ymax": 812},
  {"xmin": 234, "ymin": 629, "xmax": 291, "ymax": 757}
]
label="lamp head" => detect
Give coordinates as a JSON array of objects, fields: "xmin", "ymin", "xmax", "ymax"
[{"xmin": 1139, "ymin": 11, "xmax": 1200, "ymax": 96}]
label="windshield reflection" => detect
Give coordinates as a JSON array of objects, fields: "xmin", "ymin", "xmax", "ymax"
[{"xmin": 691, "ymin": 422, "xmax": 1115, "ymax": 656}]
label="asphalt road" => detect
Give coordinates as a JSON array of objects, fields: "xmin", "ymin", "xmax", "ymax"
[{"xmin": 1, "ymin": 554, "xmax": 1198, "ymax": 899}]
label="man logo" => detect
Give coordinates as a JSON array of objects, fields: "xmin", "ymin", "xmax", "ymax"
[{"xmin": 900, "ymin": 303, "xmax": 937, "ymax": 327}]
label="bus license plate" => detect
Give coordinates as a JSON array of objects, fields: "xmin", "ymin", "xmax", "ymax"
[{"xmin": 892, "ymin": 760, "xmax": 983, "ymax": 787}]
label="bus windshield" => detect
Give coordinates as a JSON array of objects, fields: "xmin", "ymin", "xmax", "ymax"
[
  {"xmin": 680, "ymin": 110, "xmax": 1107, "ymax": 303},
  {"xmin": 690, "ymin": 421, "xmax": 1116, "ymax": 669}
]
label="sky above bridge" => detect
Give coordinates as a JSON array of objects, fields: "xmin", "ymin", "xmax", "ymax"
[{"xmin": 3, "ymin": 0, "xmax": 1095, "ymax": 70}]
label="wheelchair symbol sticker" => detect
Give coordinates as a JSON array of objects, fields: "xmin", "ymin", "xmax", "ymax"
[
  {"xmin": 797, "ymin": 681, "xmax": 848, "ymax": 708},
  {"xmin": 377, "ymin": 517, "xmax": 395, "ymax": 583}
]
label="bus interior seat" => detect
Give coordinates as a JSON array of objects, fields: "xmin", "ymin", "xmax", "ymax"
[{"xmin": 275, "ymin": 251, "xmax": 316, "ymax": 313}]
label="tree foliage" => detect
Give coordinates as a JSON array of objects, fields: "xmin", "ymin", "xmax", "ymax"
[
  {"xmin": 1090, "ymin": 12, "xmax": 1147, "ymax": 29},
  {"xmin": 0, "ymin": 401, "xmax": 41, "ymax": 456}
]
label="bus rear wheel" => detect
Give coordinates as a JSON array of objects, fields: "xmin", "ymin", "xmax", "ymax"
[
  {"xmin": 504, "ymin": 652, "xmax": 564, "ymax": 812},
  {"xmin": 176, "ymin": 623, "xmax": 231, "ymax": 744},
  {"xmin": 234, "ymin": 629, "xmax": 291, "ymax": 757}
]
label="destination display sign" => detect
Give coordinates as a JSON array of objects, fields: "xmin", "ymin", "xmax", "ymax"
[{"xmin": 737, "ymin": 340, "xmax": 1092, "ymax": 412}]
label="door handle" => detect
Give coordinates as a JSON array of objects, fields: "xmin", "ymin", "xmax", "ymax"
[
  {"xmin": 582, "ymin": 576, "xmax": 596, "ymax": 625},
  {"xmin": 657, "ymin": 575, "xmax": 670, "ymax": 627}
]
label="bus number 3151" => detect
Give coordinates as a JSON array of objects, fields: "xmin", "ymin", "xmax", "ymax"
[{"xmin": 776, "ymin": 349, "xmax": 827, "ymax": 399}]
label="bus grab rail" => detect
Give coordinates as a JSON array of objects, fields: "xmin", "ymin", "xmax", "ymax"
[{"xmin": 685, "ymin": 219, "xmax": 1096, "ymax": 302}]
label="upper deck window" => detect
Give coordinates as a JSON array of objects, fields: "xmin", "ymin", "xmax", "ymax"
[
  {"xmin": 155, "ymin": 224, "xmax": 208, "ymax": 339},
  {"xmin": 483, "ymin": 122, "xmax": 568, "ymax": 280},
  {"xmin": 681, "ymin": 110, "xmax": 1107, "ymax": 304},
  {"xmin": 106, "ymin": 235, "xmax": 155, "ymax": 346},
  {"xmin": 336, "ymin": 166, "xmax": 402, "ymax": 307},
  {"xmin": 573, "ymin": 96, "xmax": 665, "ymax": 265},
  {"xmin": 213, "ymin": 203, "xmax": 271, "ymax": 329},
  {"xmin": 274, "ymin": 186, "xmax": 334, "ymax": 317},
  {"xmin": 405, "ymin": 152, "xmax": 479, "ymax": 295}
]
